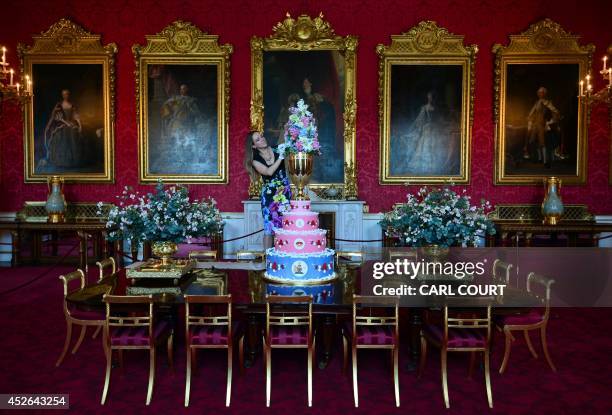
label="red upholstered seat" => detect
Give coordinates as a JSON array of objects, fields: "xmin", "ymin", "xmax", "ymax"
[
  {"xmin": 423, "ymin": 324, "xmax": 486, "ymax": 348},
  {"xmin": 189, "ymin": 326, "xmax": 229, "ymax": 346},
  {"xmin": 343, "ymin": 323, "xmax": 395, "ymax": 345},
  {"xmin": 496, "ymin": 310, "xmax": 544, "ymax": 326},
  {"xmin": 270, "ymin": 325, "xmax": 308, "ymax": 345},
  {"xmin": 110, "ymin": 320, "xmax": 171, "ymax": 346},
  {"xmin": 356, "ymin": 326, "xmax": 395, "ymax": 345}
]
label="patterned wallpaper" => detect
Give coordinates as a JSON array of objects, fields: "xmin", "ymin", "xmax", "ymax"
[{"xmin": 0, "ymin": 0, "xmax": 610, "ymax": 213}]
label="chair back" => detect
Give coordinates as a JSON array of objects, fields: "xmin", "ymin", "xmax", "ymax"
[
  {"xmin": 336, "ymin": 251, "xmax": 364, "ymax": 266},
  {"xmin": 59, "ymin": 269, "xmax": 86, "ymax": 298},
  {"xmin": 444, "ymin": 297, "xmax": 492, "ymax": 349},
  {"xmin": 189, "ymin": 250, "xmax": 218, "ymax": 262},
  {"xmin": 492, "ymin": 259, "xmax": 514, "ymax": 285},
  {"xmin": 103, "ymin": 295, "xmax": 154, "ymax": 345},
  {"xmin": 59, "ymin": 269, "xmax": 86, "ymax": 317},
  {"xmin": 352, "ymin": 295, "xmax": 399, "ymax": 339},
  {"xmin": 526, "ymin": 272, "xmax": 554, "ymax": 321},
  {"xmin": 96, "ymin": 257, "xmax": 117, "ymax": 282},
  {"xmin": 184, "ymin": 294, "xmax": 232, "ymax": 335},
  {"xmin": 236, "ymin": 250, "xmax": 265, "ymax": 262},
  {"xmin": 388, "ymin": 248, "xmax": 418, "ymax": 262},
  {"xmin": 265, "ymin": 295, "xmax": 313, "ymax": 344}
]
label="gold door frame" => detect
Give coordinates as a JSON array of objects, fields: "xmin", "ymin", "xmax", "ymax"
[
  {"xmin": 377, "ymin": 21, "xmax": 477, "ymax": 185},
  {"xmin": 19, "ymin": 18, "xmax": 116, "ymax": 183},
  {"xmin": 250, "ymin": 13, "xmax": 358, "ymax": 200},
  {"xmin": 134, "ymin": 21, "xmax": 232, "ymax": 183},
  {"xmin": 493, "ymin": 19, "xmax": 594, "ymax": 185}
]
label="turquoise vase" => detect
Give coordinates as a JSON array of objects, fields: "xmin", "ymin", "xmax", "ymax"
[
  {"xmin": 542, "ymin": 177, "xmax": 564, "ymax": 225},
  {"xmin": 45, "ymin": 175, "xmax": 67, "ymax": 223}
]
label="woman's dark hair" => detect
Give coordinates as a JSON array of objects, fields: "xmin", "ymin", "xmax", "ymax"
[{"xmin": 244, "ymin": 130, "xmax": 259, "ymax": 180}]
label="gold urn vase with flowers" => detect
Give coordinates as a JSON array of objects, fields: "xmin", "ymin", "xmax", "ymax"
[{"xmin": 279, "ymin": 99, "xmax": 321, "ymax": 200}]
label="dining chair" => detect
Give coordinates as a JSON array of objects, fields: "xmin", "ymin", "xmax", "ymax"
[
  {"xmin": 492, "ymin": 259, "xmax": 515, "ymax": 286},
  {"xmin": 188, "ymin": 250, "xmax": 218, "ymax": 262},
  {"xmin": 96, "ymin": 257, "xmax": 117, "ymax": 282},
  {"xmin": 341, "ymin": 295, "xmax": 400, "ymax": 407},
  {"xmin": 496, "ymin": 272, "xmax": 556, "ymax": 374},
  {"xmin": 101, "ymin": 294, "xmax": 174, "ymax": 405},
  {"xmin": 264, "ymin": 295, "xmax": 314, "ymax": 407},
  {"xmin": 184, "ymin": 294, "xmax": 233, "ymax": 407},
  {"xmin": 56, "ymin": 269, "xmax": 107, "ymax": 367},
  {"xmin": 236, "ymin": 250, "xmax": 265, "ymax": 262},
  {"xmin": 91, "ymin": 258, "xmax": 117, "ymax": 339},
  {"xmin": 419, "ymin": 298, "xmax": 493, "ymax": 408}
]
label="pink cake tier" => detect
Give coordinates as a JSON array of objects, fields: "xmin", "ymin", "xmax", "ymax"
[
  {"xmin": 274, "ymin": 228, "xmax": 327, "ymax": 254},
  {"xmin": 282, "ymin": 211, "xmax": 319, "ymax": 231}
]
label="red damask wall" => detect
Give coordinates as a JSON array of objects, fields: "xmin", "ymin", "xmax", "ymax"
[{"xmin": 1, "ymin": 0, "xmax": 610, "ymax": 214}]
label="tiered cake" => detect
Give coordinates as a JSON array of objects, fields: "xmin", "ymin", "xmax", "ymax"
[{"xmin": 265, "ymin": 200, "xmax": 336, "ymax": 284}]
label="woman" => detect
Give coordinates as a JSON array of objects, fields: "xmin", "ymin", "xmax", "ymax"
[
  {"xmin": 43, "ymin": 89, "xmax": 82, "ymax": 168},
  {"xmin": 244, "ymin": 131, "xmax": 292, "ymax": 249}
]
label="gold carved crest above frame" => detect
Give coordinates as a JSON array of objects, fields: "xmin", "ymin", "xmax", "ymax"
[
  {"xmin": 377, "ymin": 21, "xmax": 477, "ymax": 184},
  {"xmin": 18, "ymin": 18, "xmax": 117, "ymax": 182},
  {"xmin": 133, "ymin": 21, "xmax": 232, "ymax": 183},
  {"xmin": 250, "ymin": 13, "xmax": 358, "ymax": 200},
  {"xmin": 492, "ymin": 19, "xmax": 594, "ymax": 185}
]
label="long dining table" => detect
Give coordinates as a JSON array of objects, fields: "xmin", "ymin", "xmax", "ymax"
[{"xmin": 65, "ymin": 259, "xmax": 538, "ymax": 369}]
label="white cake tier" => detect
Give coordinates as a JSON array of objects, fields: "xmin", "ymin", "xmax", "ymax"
[
  {"xmin": 274, "ymin": 228, "xmax": 327, "ymax": 254},
  {"xmin": 282, "ymin": 210, "xmax": 319, "ymax": 231}
]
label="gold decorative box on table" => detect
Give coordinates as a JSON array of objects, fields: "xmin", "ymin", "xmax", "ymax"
[{"xmin": 126, "ymin": 259, "xmax": 196, "ymax": 281}]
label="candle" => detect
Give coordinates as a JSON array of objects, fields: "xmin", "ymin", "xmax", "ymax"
[
  {"xmin": 609, "ymin": 68, "xmax": 612, "ymax": 85},
  {"xmin": 604, "ymin": 56, "xmax": 608, "ymax": 72},
  {"xmin": 15, "ymin": 83, "xmax": 20, "ymax": 93},
  {"xmin": 27, "ymin": 80, "xmax": 31, "ymax": 93},
  {"xmin": 580, "ymin": 80, "xmax": 584, "ymax": 96},
  {"xmin": 1, "ymin": 47, "xmax": 5, "ymax": 65},
  {"xmin": 9, "ymin": 68, "xmax": 13, "ymax": 85}
]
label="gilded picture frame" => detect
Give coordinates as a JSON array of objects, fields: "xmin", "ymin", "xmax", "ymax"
[
  {"xmin": 378, "ymin": 21, "xmax": 476, "ymax": 185},
  {"xmin": 250, "ymin": 13, "xmax": 358, "ymax": 200},
  {"xmin": 493, "ymin": 19, "xmax": 594, "ymax": 185},
  {"xmin": 19, "ymin": 18, "xmax": 116, "ymax": 183},
  {"xmin": 134, "ymin": 21, "xmax": 232, "ymax": 183}
]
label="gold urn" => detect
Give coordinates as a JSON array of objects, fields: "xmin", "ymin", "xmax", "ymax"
[
  {"xmin": 151, "ymin": 241, "xmax": 178, "ymax": 266},
  {"xmin": 286, "ymin": 152, "xmax": 313, "ymax": 200}
]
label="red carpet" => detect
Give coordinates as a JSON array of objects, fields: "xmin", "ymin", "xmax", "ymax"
[{"xmin": 1, "ymin": 266, "xmax": 611, "ymax": 414}]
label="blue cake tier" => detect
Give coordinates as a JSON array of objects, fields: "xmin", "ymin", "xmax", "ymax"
[
  {"xmin": 265, "ymin": 247, "xmax": 336, "ymax": 283},
  {"xmin": 266, "ymin": 283, "xmax": 336, "ymax": 304}
]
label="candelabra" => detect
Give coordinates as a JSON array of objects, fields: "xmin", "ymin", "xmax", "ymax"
[
  {"xmin": 0, "ymin": 45, "xmax": 32, "ymax": 106},
  {"xmin": 578, "ymin": 44, "xmax": 612, "ymax": 121}
]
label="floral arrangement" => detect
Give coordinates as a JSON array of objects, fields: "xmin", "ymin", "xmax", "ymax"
[
  {"xmin": 98, "ymin": 180, "xmax": 223, "ymax": 245},
  {"xmin": 380, "ymin": 187, "xmax": 495, "ymax": 247},
  {"xmin": 262, "ymin": 177, "xmax": 292, "ymax": 230},
  {"xmin": 277, "ymin": 99, "xmax": 321, "ymax": 156}
]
